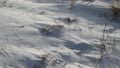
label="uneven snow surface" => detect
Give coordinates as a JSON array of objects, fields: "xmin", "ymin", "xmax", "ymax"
[{"xmin": 0, "ymin": 0, "xmax": 120, "ymax": 68}]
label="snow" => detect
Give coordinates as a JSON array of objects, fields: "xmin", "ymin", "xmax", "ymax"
[{"xmin": 0, "ymin": 0, "xmax": 120, "ymax": 68}]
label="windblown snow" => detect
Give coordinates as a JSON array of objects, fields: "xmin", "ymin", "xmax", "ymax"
[{"xmin": 0, "ymin": 0, "xmax": 120, "ymax": 68}]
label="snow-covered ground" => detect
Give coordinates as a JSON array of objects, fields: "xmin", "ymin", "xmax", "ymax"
[{"xmin": 0, "ymin": 0, "xmax": 120, "ymax": 68}]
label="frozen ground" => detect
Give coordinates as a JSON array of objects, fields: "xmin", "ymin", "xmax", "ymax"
[{"xmin": 0, "ymin": 0, "xmax": 120, "ymax": 68}]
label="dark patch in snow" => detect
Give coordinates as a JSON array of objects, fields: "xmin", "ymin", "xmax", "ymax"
[
  {"xmin": 33, "ymin": 23, "xmax": 64, "ymax": 38},
  {"xmin": 56, "ymin": 17, "xmax": 77, "ymax": 24}
]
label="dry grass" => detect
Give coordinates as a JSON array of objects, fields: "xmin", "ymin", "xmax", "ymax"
[
  {"xmin": 100, "ymin": 24, "xmax": 116, "ymax": 55},
  {"xmin": 110, "ymin": 0, "xmax": 120, "ymax": 17},
  {"xmin": 96, "ymin": 24, "xmax": 117, "ymax": 68}
]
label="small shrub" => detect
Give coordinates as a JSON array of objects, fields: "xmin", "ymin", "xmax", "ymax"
[
  {"xmin": 96, "ymin": 24, "xmax": 117, "ymax": 68},
  {"xmin": 99, "ymin": 24, "xmax": 116, "ymax": 57}
]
